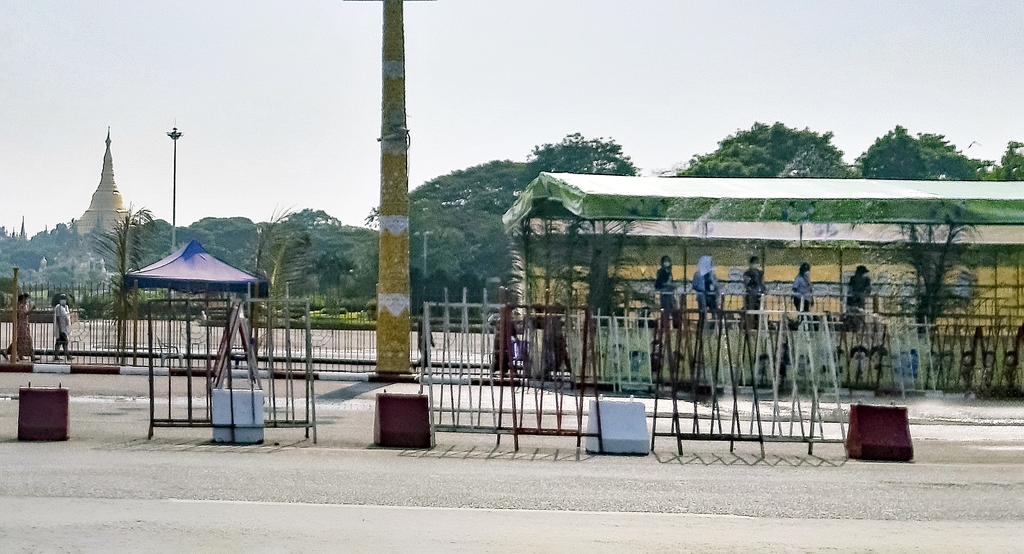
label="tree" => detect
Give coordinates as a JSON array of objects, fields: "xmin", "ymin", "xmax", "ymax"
[
  {"xmin": 186, "ymin": 217, "xmax": 258, "ymax": 270},
  {"xmin": 286, "ymin": 209, "xmax": 377, "ymax": 304},
  {"xmin": 900, "ymin": 220, "xmax": 973, "ymax": 327},
  {"xmin": 254, "ymin": 211, "xmax": 312, "ymax": 298},
  {"xmin": 411, "ymin": 133, "xmax": 638, "ymax": 306},
  {"xmin": 858, "ymin": 126, "xmax": 991, "ymax": 180},
  {"xmin": 410, "ymin": 160, "xmax": 530, "ymax": 304},
  {"xmin": 525, "ymin": 133, "xmax": 639, "ymax": 178},
  {"xmin": 995, "ymin": 141, "xmax": 1024, "ymax": 181},
  {"xmin": 94, "ymin": 206, "xmax": 154, "ymax": 362},
  {"xmin": 678, "ymin": 122, "xmax": 852, "ymax": 178}
]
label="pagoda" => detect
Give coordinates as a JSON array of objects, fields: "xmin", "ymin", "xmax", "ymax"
[{"xmin": 77, "ymin": 129, "xmax": 127, "ymax": 235}]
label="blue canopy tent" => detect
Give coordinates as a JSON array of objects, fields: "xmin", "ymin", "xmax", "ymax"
[{"xmin": 124, "ymin": 240, "xmax": 269, "ymax": 296}]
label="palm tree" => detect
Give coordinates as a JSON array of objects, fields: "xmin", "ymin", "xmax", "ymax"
[
  {"xmin": 95, "ymin": 206, "xmax": 154, "ymax": 362},
  {"xmin": 254, "ymin": 210, "xmax": 312, "ymax": 298}
]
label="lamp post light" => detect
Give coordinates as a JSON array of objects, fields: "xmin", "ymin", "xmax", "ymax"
[{"xmin": 166, "ymin": 127, "xmax": 183, "ymax": 252}]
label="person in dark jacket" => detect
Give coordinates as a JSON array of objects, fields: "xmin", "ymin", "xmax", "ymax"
[
  {"xmin": 654, "ymin": 255, "xmax": 676, "ymax": 311},
  {"xmin": 742, "ymin": 256, "xmax": 766, "ymax": 312},
  {"xmin": 847, "ymin": 265, "xmax": 871, "ymax": 312},
  {"xmin": 845, "ymin": 265, "xmax": 872, "ymax": 332},
  {"xmin": 742, "ymin": 256, "xmax": 766, "ymax": 329}
]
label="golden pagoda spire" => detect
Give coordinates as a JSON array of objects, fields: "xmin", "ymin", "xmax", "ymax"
[{"xmin": 78, "ymin": 128, "xmax": 127, "ymax": 235}]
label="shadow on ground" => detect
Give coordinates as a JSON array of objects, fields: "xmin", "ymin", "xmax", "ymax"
[
  {"xmin": 318, "ymin": 382, "xmax": 387, "ymax": 402},
  {"xmin": 396, "ymin": 444, "xmax": 848, "ymax": 466}
]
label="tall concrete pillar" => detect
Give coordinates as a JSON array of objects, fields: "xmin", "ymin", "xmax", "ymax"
[{"xmin": 376, "ymin": 0, "xmax": 411, "ymax": 374}]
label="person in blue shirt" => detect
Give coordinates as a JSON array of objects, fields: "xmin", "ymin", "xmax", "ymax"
[{"xmin": 693, "ymin": 256, "xmax": 719, "ymax": 317}]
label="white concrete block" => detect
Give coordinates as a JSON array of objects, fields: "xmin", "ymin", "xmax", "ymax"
[
  {"xmin": 212, "ymin": 426, "xmax": 264, "ymax": 444},
  {"xmin": 586, "ymin": 399, "xmax": 650, "ymax": 455},
  {"xmin": 211, "ymin": 388, "xmax": 264, "ymax": 444}
]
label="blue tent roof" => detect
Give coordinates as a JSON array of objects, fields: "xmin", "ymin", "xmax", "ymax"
[{"xmin": 124, "ymin": 240, "xmax": 268, "ymax": 296}]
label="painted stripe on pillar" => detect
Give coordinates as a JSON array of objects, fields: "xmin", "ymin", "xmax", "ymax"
[
  {"xmin": 383, "ymin": 60, "xmax": 405, "ymax": 79},
  {"xmin": 378, "ymin": 293, "xmax": 410, "ymax": 317},
  {"xmin": 379, "ymin": 215, "xmax": 409, "ymax": 235}
]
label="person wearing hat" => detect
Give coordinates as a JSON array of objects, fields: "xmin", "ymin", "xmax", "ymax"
[{"xmin": 53, "ymin": 293, "xmax": 72, "ymax": 362}]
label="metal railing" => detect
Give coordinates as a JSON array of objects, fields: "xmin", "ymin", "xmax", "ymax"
[{"xmin": 2, "ymin": 280, "xmax": 1023, "ymax": 393}]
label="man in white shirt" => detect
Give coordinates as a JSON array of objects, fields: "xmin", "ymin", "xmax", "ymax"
[{"xmin": 53, "ymin": 294, "xmax": 72, "ymax": 362}]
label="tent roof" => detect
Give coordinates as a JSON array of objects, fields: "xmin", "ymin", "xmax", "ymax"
[
  {"xmin": 124, "ymin": 240, "xmax": 268, "ymax": 295},
  {"xmin": 503, "ymin": 172, "xmax": 1024, "ymax": 228}
]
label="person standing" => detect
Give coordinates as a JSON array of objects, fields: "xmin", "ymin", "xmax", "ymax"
[
  {"xmin": 846, "ymin": 265, "xmax": 872, "ymax": 332},
  {"xmin": 693, "ymin": 256, "xmax": 719, "ymax": 317},
  {"xmin": 791, "ymin": 262, "xmax": 813, "ymax": 312},
  {"xmin": 15, "ymin": 293, "xmax": 35, "ymax": 361},
  {"xmin": 654, "ymin": 255, "xmax": 676, "ymax": 312},
  {"xmin": 53, "ymin": 294, "xmax": 72, "ymax": 362},
  {"xmin": 742, "ymin": 256, "xmax": 766, "ymax": 312},
  {"xmin": 846, "ymin": 266, "xmax": 872, "ymax": 312}
]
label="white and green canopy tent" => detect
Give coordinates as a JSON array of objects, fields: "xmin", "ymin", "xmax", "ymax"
[
  {"xmin": 502, "ymin": 172, "xmax": 1024, "ymax": 312},
  {"xmin": 503, "ymin": 173, "xmax": 1024, "ymax": 244}
]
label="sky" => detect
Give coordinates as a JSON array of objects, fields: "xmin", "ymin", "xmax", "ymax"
[{"xmin": 2, "ymin": 0, "xmax": 1022, "ymax": 235}]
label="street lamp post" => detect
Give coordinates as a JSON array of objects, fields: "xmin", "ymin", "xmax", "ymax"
[
  {"xmin": 166, "ymin": 127, "xmax": 183, "ymax": 252},
  {"xmin": 414, "ymin": 230, "xmax": 432, "ymax": 301}
]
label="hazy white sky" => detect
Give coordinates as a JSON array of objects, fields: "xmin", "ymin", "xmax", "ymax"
[{"xmin": 2, "ymin": 0, "xmax": 1022, "ymax": 235}]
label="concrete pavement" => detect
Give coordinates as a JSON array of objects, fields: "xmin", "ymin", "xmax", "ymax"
[{"xmin": 1, "ymin": 373, "xmax": 1023, "ymax": 552}]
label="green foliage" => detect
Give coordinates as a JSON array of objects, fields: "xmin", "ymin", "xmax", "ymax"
[
  {"xmin": 525, "ymin": 133, "xmax": 639, "ymax": 178},
  {"xmin": 77, "ymin": 291, "xmax": 113, "ymax": 320},
  {"xmin": 286, "ymin": 209, "xmax": 377, "ymax": 301},
  {"xmin": 309, "ymin": 311, "xmax": 376, "ymax": 331},
  {"xmin": 409, "ymin": 135, "xmax": 640, "ymax": 305},
  {"xmin": 679, "ymin": 122, "xmax": 852, "ymax": 178},
  {"xmin": 858, "ymin": 126, "xmax": 992, "ymax": 180},
  {"xmin": 255, "ymin": 210, "xmax": 312, "ymax": 297},
  {"xmin": 139, "ymin": 219, "xmax": 174, "ymax": 264},
  {"xmin": 95, "ymin": 207, "xmax": 155, "ymax": 281},
  {"xmin": 0, "ymin": 277, "xmax": 10, "ymax": 308},
  {"xmin": 514, "ymin": 218, "xmax": 635, "ymax": 312},
  {"xmin": 184, "ymin": 217, "xmax": 258, "ymax": 269},
  {"xmin": 0, "ymin": 223, "xmax": 96, "ymax": 283},
  {"xmin": 899, "ymin": 222, "xmax": 974, "ymax": 325},
  {"xmin": 410, "ymin": 160, "xmax": 530, "ymax": 304},
  {"xmin": 994, "ymin": 141, "xmax": 1024, "ymax": 181},
  {"xmin": 93, "ymin": 206, "xmax": 154, "ymax": 360}
]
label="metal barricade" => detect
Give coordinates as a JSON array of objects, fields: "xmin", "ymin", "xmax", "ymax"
[{"xmin": 146, "ymin": 297, "xmax": 316, "ymax": 442}]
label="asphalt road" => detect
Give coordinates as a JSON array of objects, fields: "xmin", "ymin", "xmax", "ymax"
[{"xmin": 1, "ymin": 374, "xmax": 1023, "ymax": 552}]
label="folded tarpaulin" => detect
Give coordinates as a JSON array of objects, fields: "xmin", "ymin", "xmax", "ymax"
[{"xmin": 124, "ymin": 240, "xmax": 268, "ymax": 296}]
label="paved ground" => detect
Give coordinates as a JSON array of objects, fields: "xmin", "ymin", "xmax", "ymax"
[{"xmin": 1, "ymin": 373, "xmax": 1023, "ymax": 552}]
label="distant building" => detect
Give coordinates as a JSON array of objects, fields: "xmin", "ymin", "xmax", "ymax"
[{"xmin": 77, "ymin": 129, "xmax": 127, "ymax": 235}]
